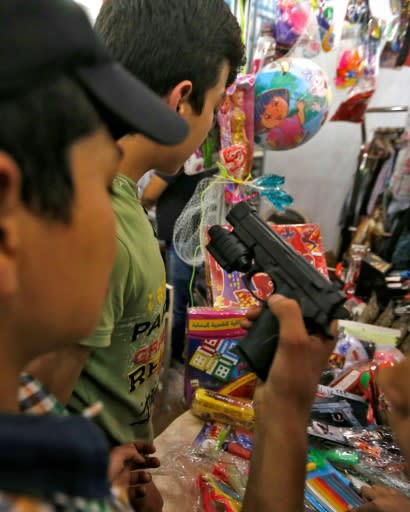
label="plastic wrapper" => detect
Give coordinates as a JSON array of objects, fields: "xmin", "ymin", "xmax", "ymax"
[
  {"xmin": 312, "ymin": 0, "xmax": 349, "ymax": 53},
  {"xmin": 331, "ymin": 79, "xmax": 375, "ymax": 123},
  {"xmin": 335, "ymin": 46, "xmax": 365, "ymax": 89},
  {"xmin": 251, "ymin": 26, "xmax": 276, "ymax": 75},
  {"xmin": 330, "ymin": 329, "xmax": 369, "ymax": 370},
  {"xmin": 195, "ymin": 422, "xmax": 254, "ymax": 463},
  {"xmin": 308, "ymin": 385, "xmax": 370, "ymax": 443},
  {"xmin": 251, "ymin": 0, "xmax": 312, "ymax": 62},
  {"xmin": 310, "ymin": 427, "xmax": 410, "ymax": 498},
  {"xmin": 155, "ymin": 422, "xmax": 250, "ymax": 512},
  {"xmin": 342, "ymin": 427, "xmax": 410, "ymax": 497}
]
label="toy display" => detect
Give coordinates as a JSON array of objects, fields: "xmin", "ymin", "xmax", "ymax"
[
  {"xmin": 184, "ymin": 307, "xmax": 256, "ymax": 405},
  {"xmin": 255, "ymin": 58, "xmax": 331, "ymax": 150},
  {"xmin": 156, "ymin": 5, "xmax": 410, "ymax": 509}
]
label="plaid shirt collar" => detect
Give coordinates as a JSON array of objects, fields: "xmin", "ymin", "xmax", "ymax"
[
  {"xmin": 9, "ymin": 373, "xmax": 130, "ymax": 512},
  {"xmin": 19, "ymin": 373, "xmax": 68, "ymax": 416}
]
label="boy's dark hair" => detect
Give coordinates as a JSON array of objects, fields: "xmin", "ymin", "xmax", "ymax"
[
  {"xmin": 95, "ymin": 0, "xmax": 245, "ymax": 114},
  {"xmin": 0, "ymin": 76, "xmax": 101, "ymax": 223}
]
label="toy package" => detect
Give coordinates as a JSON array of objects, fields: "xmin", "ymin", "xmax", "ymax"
[
  {"xmin": 218, "ymin": 75, "xmax": 255, "ymax": 176},
  {"xmin": 321, "ymin": 327, "xmax": 370, "ymax": 385},
  {"xmin": 194, "ymin": 422, "xmax": 254, "ymax": 462},
  {"xmin": 305, "ymin": 451, "xmax": 365, "ymax": 511},
  {"xmin": 205, "ymin": 222, "xmax": 329, "ymax": 308},
  {"xmin": 191, "ymin": 389, "xmax": 255, "ymax": 431},
  {"xmin": 331, "ymin": 79, "xmax": 375, "ymax": 123},
  {"xmin": 184, "ymin": 308, "xmax": 257, "ymax": 405},
  {"xmin": 309, "ymin": 384, "xmax": 370, "ymax": 438}
]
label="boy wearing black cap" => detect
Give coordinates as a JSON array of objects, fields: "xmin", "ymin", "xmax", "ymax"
[
  {"xmin": 0, "ymin": 0, "xmax": 186, "ymax": 509},
  {"xmin": 27, "ymin": 0, "xmax": 245, "ymax": 450}
]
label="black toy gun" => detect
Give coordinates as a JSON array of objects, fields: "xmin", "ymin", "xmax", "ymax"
[{"xmin": 206, "ymin": 201, "xmax": 348, "ymax": 381}]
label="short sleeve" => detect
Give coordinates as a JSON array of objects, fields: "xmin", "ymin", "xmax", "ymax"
[
  {"xmin": 80, "ymin": 239, "xmax": 131, "ymax": 349},
  {"xmin": 155, "ymin": 167, "xmax": 185, "ymax": 185}
]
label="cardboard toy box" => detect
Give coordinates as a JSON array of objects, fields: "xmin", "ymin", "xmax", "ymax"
[
  {"xmin": 184, "ymin": 307, "xmax": 256, "ymax": 405},
  {"xmin": 205, "ymin": 223, "xmax": 329, "ymax": 308}
]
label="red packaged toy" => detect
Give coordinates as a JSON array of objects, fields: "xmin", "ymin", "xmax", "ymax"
[{"xmin": 205, "ymin": 223, "xmax": 329, "ymax": 308}]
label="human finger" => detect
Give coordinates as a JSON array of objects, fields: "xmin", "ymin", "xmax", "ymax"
[
  {"xmin": 130, "ymin": 456, "xmax": 160, "ymax": 471},
  {"xmin": 245, "ymin": 306, "xmax": 262, "ymax": 321},
  {"xmin": 361, "ymin": 486, "xmax": 379, "ymax": 501},
  {"xmin": 267, "ymin": 295, "xmax": 307, "ymax": 347},
  {"xmin": 130, "ymin": 471, "xmax": 152, "ymax": 487},
  {"xmin": 133, "ymin": 442, "xmax": 157, "ymax": 455},
  {"xmin": 353, "ymin": 504, "xmax": 379, "ymax": 512}
]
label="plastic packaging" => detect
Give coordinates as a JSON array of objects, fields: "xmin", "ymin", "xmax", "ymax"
[{"xmin": 191, "ymin": 388, "xmax": 255, "ymax": 430}]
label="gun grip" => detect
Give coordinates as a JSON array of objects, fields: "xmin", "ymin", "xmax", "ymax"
[{"xmin": 236, "ymin": 306, "xmax": 279, "ymax": 382}]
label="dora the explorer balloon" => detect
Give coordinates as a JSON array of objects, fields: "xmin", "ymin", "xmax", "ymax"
[
  {"xmin": 256, "ymin": 88, "xmax": 305, "ymax": 150},
  {"xmin": 255, "ymin": 58, "xmax": 331, "ymax": 151}
]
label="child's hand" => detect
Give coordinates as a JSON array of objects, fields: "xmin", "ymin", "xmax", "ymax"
[
  {"xmin": 354, "ymin": 485, "xmax": 410, "ymax": 511},
  {"xmin": 109, "ymin": 442, "xmax": 160, "ymax": 488},
  {"xmin": 129, "ymin": 480, "xmax": 164, "ymax": 512},
  {"xmin": 243, "ymin": 295, "xmax": 337, "ymax": 415}
]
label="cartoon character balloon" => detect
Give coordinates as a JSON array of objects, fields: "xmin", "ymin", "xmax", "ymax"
[{"xmin": 255, "ymin": 58, "xmax": 331, "ymax": 151}]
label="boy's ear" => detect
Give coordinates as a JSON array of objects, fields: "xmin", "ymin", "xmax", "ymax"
[
  {"xmin": 166, "ymin": 81, "xmax": 193, "ymax": 116},
  {"xmin": 0, "ymin": 152, "xmax": 21, "ymax": 298}
]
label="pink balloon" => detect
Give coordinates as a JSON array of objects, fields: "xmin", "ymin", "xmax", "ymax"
[{"xmin": 289, "ymin": 5, "xmax": 309, "ymax": 34}]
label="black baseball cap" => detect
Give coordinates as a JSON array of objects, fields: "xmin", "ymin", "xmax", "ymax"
[{"xmin": 0, "ymin": 0, "xmax": 189, "ymax": 143}]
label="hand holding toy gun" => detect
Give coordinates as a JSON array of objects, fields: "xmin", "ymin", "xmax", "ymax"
[{"xmin": 207, "ymin": 202, "xmax": 348, "ymax": 381}]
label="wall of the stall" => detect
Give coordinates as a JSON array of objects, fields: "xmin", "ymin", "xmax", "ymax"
[{"xmin": 263, "ymin": 56, "xmax": 410, "ymax": 255}]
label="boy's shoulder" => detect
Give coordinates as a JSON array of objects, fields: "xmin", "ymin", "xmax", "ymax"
[{"xmin": 0, "ymin": 405, "xmax": 128, "ymax": 512}]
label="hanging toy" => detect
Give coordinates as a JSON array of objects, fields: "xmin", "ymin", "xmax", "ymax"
[
  {"xmin": 255, "ymin": 58, "xmax": 331, "ymax": 151},
  {"xmin": 219, "ymin": 75, "xmax": 255, "ymax": 175},
  {"xmin": 220, "ymin": 144, "xmax": 249, "ymax": 205},
  {"xmin": 316, "ymin": 0, "xmax": 336, "ymax": 52},
  {"xmin": 274, "ymin": 0, "xmax": 311, "ymax": 57},
  {"xmin": 173, "ymin": 163, "xmax": 294, "ymax": 267},
  {"xmin": 335, "ymin": 48, "xmax": 365, "ymax": 88}
]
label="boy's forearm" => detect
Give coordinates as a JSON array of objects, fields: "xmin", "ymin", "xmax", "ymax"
[{"xmin": 243, "ymin": 390, "xmax": 308, "ymax": 512}]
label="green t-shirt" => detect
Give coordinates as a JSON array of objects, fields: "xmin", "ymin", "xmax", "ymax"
[{"xmin": 69, "ymin": 174, "xmax": 166, "ymax": 446}]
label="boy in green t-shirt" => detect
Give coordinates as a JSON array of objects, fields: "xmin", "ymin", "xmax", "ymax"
[{"xmin": 27, "ymin": 0, "xmax": 245, "ymax": 448}]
